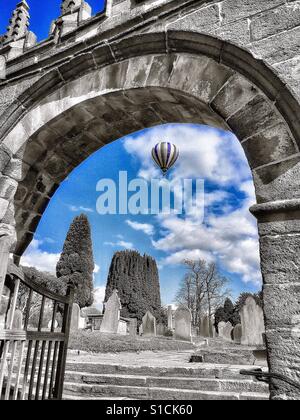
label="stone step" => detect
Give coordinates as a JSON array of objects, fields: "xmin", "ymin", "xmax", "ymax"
[
  {"xmin": 64, "ymin": 371, "xmax": 269, "ymax": 393},
  {"xmin": 63, "ymin": 382, "xmax": 268, "ymax": 401},
  {"xmin": 65, "ymin": 362, "xmax": 266, "ymax": 380},
  {"xmin": 190, "ymin": 348, "xmax": 267, "ymax": 366}
]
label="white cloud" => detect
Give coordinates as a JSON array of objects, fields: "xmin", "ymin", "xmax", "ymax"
[
  {"xmin": 20, "ymin": 239, "xmax": 60, "ymax": 274},
  {"xmin": 93, "ymin": 286, "xmax": 106, "ymax": 311},
  {"xmin": 123, "ymin": 124, "xmax": 250, "ymax": 186},
  {"xmin": 69, "ymin": 205, "xmax": 94, "ymax": 213},
  {"xmin": 104, "ymin": 240, "xmax": 134, "ymax": 249},
  {"xmin": 153, "ymin": 184, "xmax": 262, "ymax": 285},
  {"xmin": 126, "ymin": 220, "xmax": 154, "ymax": 236},
  {"xmin": 93, "ymin": 264, "xmax": 100, "ymax": 274}
]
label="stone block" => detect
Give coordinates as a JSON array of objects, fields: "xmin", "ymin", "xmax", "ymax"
[
  {"xmin": 221, "ymin": 0, "xmax": 285, "ymax": 25},
  {"xmin": 265, "ymin": 327, "xmax": 300, "ymax": 400},
  {"xmin": 0, "ymin": 176, "xmax": 18, "ymax": 200},
  {"xmin": 263, "ymin": 283, "xmax": 300, "ymax": 330},
  {"xmin": 124, "ymin": 55, "xmax": 153, "ymax": 89},
  {"xmin": 273, "ymin": 55, "xmax": 300, "ymax": 102},
  {"xmin": 250, "ymin": 26, "xmax": 300, "ymax": 65},
  {"xmin": 0, "ymin": 198, "xmax": 9, "ymax": 220},
  {"xmin": 169, "ymin": 55, "xmax": 233, "ymax": 104},
  {"xmin": 260, "ymin": 234, "xmax": 300, "ymax": 284},
  {"xmin": 228, "ymin": 95, "xmax": 283, "ymax": 141},
  {"xmin": 212, "ymin": 73, "xmax": 258, "ymax": 120},
  {"xmin": 0, "ymin": 148, "xmax": 11, "ymax": 173},
  {"xmin": 254, "ymin": 157, "xmax": 300, "ymax": 203},
  {"xmin": 242, "ymin": 122, "xmax": 297, "ymax": 169},
  {"xmin": 251, "ymin": 4, "xmax": 300, "ymax": 42},
  {"xmin": 3, "ymin": 158, "xmax": 29, "ymax": 182}
]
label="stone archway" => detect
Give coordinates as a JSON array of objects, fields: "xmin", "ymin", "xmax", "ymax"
[{"xmin": 0, "ymin": 33, "xmax": 299, "ymax": 400}]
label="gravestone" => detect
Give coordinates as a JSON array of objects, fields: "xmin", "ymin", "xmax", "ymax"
[
  {"xmin": 222, "ymin": 321, "xmax": 233, "ymax": 342},
  {"xmin": 157, "ymin": 323, "xmax": 167, "ymax": 336},
  {"xmin": 210, "ymin": 316, "xmax": 216, "ymax": 338},
  {"xmin": 142, "ymin": 311, "xmax": 156, "ymax": 337},
  {"xmin": 240, "ymin": 297, "xmax": 265, "ymax": 346},
  {"xmin": 100, "ymin": 289, "xmax": 122, "ymax": 334},
  {"xmin": 167, "ymin": 305, "xmax": 173, "ymax": 330},
  {"xmin": 0, "ymin": 286, "xmax": 10, "ymax": 329},
  {"xmin": 218, "ymin": 321, "xmax": 226, "ymax": 338},
  {"xmin": 117, "ymin": 320, "xmax": 128, "ymax": 335},
  {"xmin": 70, "ymin": 303, "xmax": 80, "ymax": 331},
  {"xmin": 78, "ymin": 315, "xmax": 86, "ymax": 330},
  {"xmin": 200, "ymin": 315, "xmax": 214, "ymax": 338},
  {"xmin": 233, "ymin": 324, "xmax": 242, "ymax": 345},
  {"xmin": 174, "ymin": 306, "xmax": 192, "ymax": 342},
  {"xmin": 128, "ymin": 318, "xmax": 137, "ymax": 337},
  {"xmin": 47, "ymin": 319, "xmax": 59, "ymax": 330}
]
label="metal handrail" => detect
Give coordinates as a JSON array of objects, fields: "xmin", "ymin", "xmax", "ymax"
[{"xmin": 240, "ymin": 369, "xmax": 300, "ymax": 391}]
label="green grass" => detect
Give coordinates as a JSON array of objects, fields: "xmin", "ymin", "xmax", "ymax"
[{"xmin": 69, "ymin": 330, "xmax": 195, "ymax": 353}]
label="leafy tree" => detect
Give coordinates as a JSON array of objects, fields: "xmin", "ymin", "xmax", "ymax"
[{"xmin": 56, "ymin": 214, "xmax": 94, "ymax": 308}]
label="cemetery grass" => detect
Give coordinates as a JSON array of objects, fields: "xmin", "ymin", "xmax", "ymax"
[{"xmin": 69, "ymin": 330, "xmax": 195, "ymax": 353}]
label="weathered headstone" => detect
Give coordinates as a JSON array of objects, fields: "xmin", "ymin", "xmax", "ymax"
[
  {"xmin": 201, "ymin": 315, "xmax": 211, "ymax": 338},
  {"xmin": 0, "ymin": 287, "xmax": 10, "ymax": 329},
  {"xmin": 117, "ymin": 320, "xmax": 128, "ymax": 335},
  {"xmin": 78, "ymin": 316, "xmax": 86, "ymax": 330},
  {"xmin": 233, "ymin": 324, "xmax": 242, "ymax": 345},
  {"xmin": 47, "ymin": 319, "xmax": 59, "ymax": 330},
  {"xmin": 240, "ymin": 296, "xmax": 265, "ymax": 346},
  {"xmin": 167, "ymin": 305, "xmax": 173, "ymax": 330},
  {"xmin": 100, "ymin": 289, "xmax": 122, "ymax": 334},
  {"xmin": 222, "ymin": 321, "xmax": 233, "ymax": 342},
  {"xmin": 15, "ymin": 309, "xmax": 23, "ymax": 329},
  {"xmin": 142, "ymin": 311, "xmax": 156, "ymax": 337},
  {"xmin": 70, "ymin": 303, "xmax": 80, "ymax": 331},
  {"xmin": 174, "ymin": 306, "xmax": 192, "ymax": 342},
  {"xmin": 210, "ymin": 316, "xmax": 216, "ymax": 338},
  {"xmin": 128, "ymin": 318, "xmax": 137, "ymax": 337},
  {"xmin": 218, "ymin": 321, "xmax": 226, "ymax": 338},
  {"xmin": 157, "ymin": 323, "xmax": 167, "ymax": 336}
]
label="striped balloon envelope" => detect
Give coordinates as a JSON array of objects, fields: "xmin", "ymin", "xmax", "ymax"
[{"xmin": 151, "ymin": 142, "xmax": 179, "ymax": 175}]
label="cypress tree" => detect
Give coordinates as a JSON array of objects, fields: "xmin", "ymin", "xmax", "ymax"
[{"xmin": 56, "ymin": 214, "xmax": 94, "ymax": 308}]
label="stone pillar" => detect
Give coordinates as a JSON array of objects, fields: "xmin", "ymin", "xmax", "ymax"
[{"xmin": 251, "ymin": 200, "xmax": 300, "ymax": 400}]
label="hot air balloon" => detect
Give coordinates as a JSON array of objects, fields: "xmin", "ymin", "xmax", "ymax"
[{"xmin": 151, "ymin": 142, "xmax": 179, "ymax": 175}]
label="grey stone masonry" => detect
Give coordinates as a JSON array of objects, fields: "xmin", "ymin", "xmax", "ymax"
[{"xmin": 0, "ymin": 0, "xmax": 300, "ymax": 401}]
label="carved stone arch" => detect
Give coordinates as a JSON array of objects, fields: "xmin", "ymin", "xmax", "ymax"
[{"xmin": 0, "ymin": 32, "xmax": 300, "ymax": 399}]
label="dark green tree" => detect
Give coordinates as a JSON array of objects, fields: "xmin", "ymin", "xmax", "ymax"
[
  {"xmin": 105, "ymin": 250, "xmax": 165, "ymax": 323},
  {"xmin": 56, "ymin": 214, "xmax": 94, "ymax": 308},
  {"xmin": 214, "ymin": 298, "xmax": 241, "ymax": 331},
  {"xmin": 235, "ymin": 291, "xmax": 263, "ymax": 312}
]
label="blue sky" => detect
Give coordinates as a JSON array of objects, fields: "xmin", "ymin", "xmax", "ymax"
[{"xmin": 1, "ymin": 1, "xmax": 261, "ymax": 307}]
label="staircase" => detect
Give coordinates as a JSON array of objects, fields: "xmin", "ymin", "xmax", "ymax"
[{"xmin": 63, "ymin": 359, "xmax": 270, "ymax": 400}]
